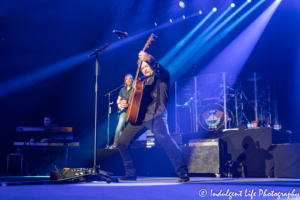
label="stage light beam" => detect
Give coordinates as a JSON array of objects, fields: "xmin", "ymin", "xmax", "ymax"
[
  {"xmin": 182, "ymin": 0, "xmax": 265, "ymax": 78},
  {"xmin": 163, "ymin": 5, "xmax": 233, "ymax": 73},
  {"xmin": 0, "ymin": 52, "xmax": 89, "ymax": 99},
  {"xmin": 165, "ymin": 1, "xmax": 253, "ymax": 83},
  {"xmin": 159, "ymin": 10, "xmax": 216, "ymax": 66},
  {"xmin": 202, "ymin": 0, "xmax": 281, "ymax": 74}
]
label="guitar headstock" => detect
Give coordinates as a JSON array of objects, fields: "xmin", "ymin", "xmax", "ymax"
[{"xmin": 143, "ymin": 33, "xmax": 157, "ymax": 52}]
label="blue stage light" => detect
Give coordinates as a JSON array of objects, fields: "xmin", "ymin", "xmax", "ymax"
[
  {"xmin": 0, "ymin": 52, "xmax": 89, "ymax": 99},
  {"xmin": 179, "ymin": 1, "xmax": 185, "ymax": 8},
  {"xmin": 213, "ymin": 7, "xmax": 217, "ymax": 12},
  {"xmin": 248, "ymin": 0, "xmax": 251, "ymax": 2},
  {"xmin": 164, "ymin": 2, "xmax": 250, "ymax": 83},
  {"xmin": 231, "ymin": 3, "xmax": 235, "ymax": 7},
  {"xmin": 154, "ymin": 22, "xmax": 157, "ymax": 26},
  {"xmin": 159, "ymin": 10, "xmax": 215, "ymax": 66},
  {"xmin": 202, "ymin": 0, "xmax": 281, "ymax": 75},
  {"xmin": 170, "ymin": 19, "xmax": 172, "ymax": 22},
  {"xmin": 199, "ymin": 10, "xmax": 202, "ymax": 14},
  {"xmin": 183, "ymin": 15, "xmax": 185, "ymax": 19}
]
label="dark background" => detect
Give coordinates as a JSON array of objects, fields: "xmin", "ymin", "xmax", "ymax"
[{"xmin": 1, "ymin": 0, "xmax": 299, "ymax": 174}]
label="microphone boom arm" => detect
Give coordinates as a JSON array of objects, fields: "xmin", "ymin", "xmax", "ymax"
[{"xmin": 88, "ymin": 37, "xmax": 121, "ymax": 57}]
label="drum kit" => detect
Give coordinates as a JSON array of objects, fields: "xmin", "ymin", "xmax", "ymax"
[{"xmin": 176, "ymin": 73, "xmax": 276, "ymax": 132}]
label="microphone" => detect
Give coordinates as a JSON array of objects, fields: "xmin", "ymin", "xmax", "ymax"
[{"xmin": 113, "ymin": 30, "xmax": 128, "ymax": 37}]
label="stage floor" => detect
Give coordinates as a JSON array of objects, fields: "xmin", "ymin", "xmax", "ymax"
[{"xmin": 1, "ymin": 176, "xmax": 300, "ymax": 200}]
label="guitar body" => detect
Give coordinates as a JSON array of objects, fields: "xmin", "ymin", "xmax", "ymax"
[{"xmin": 126, "ymin": 79, "xmax": 143, "ymax": 123}]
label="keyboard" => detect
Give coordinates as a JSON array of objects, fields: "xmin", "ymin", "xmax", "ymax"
[
  {"xmin": 16, "ymin": 127, "xmax": 73, "ymax": 140},
  {"xmin": 16, "ymin": 127, "xmax": 73, "ymax": 132},
  {"xmin": 14, "ymin": 142, "xmax": 79, "ymax": 147}
]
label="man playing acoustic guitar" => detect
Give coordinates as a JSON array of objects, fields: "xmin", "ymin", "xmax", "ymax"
[{"xmin": 117, "ymin": 51, "xmax": 189, "ymax": 182}]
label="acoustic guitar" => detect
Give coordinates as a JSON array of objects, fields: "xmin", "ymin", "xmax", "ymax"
[{"xmin": 126, "ymin": 34, "xmax": 155, "ymax": 123}]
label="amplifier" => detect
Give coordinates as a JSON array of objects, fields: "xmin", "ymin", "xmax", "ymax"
[
  {"xmin": 171, "ymin": 132, "xmax": 202, "ymax": 145},
  {"xmin": 187, "ymin": 138, "xmax": 224, "ymax": 177},
  {"xmin": 189, "ymin": 138, "xmax": 221, "ymax": 146}
]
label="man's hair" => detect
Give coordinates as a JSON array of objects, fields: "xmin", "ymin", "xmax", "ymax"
[{"xmin": 124, "ymin": 74, "xmax": 134, "ymax": 87}]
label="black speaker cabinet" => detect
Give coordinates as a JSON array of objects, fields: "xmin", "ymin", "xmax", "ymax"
[
  {"xmin": 273, "ymin": 144, "xmax": 300, "ymax": 178},
  {"xmin": 7, "ymin": 153, "xmax": 23, "ymax": 175},
  {"xmin": 187, "ymin": 138, "xmax": 224, "ymax": 177}
]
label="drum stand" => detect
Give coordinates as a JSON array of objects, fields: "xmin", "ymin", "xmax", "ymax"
[{"xmin": 235, "ymin": 89, "xmax": 249, "ymax": 127}]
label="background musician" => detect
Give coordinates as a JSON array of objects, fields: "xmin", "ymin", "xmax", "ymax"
[
  {"xmin": 30, "ymin": 115, "xmax": 57, "ymax": 142},
  {"xmin": 109, "ymin": 74, "xmax": 133, "ymax": 148}
]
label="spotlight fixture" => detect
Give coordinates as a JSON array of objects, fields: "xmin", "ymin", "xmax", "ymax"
[
  {"xmin": 213, "ymin": 7, "xmax": 217, "ymax": 12},
  {"xmin": 231, "ymin": 3, "xmax": 235, "ymax": 7},
  {"xmin": 170, "ymin": 19, "xmax": 173, "ymax": 22},
  {"xmin": 247, "ymin": 0, "xmax": 251, "ymax": 2},
  {"xmin": 179, "ymin": 1, "xmax": 185, "ymax": 8},
  {"xmin": 154, "ymin": 22, "xmax": 157, "ymax": 26},
  {"xmin": 183, "ymin": 15, "xmax": 185, "ymax": 19},
  {"xmin": 199, "ymin": 10, "xmax": 202, "ymax": 14}
]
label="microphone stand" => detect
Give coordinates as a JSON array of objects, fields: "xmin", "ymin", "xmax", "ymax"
[
  {"xmin": 104, "ymin": 84, "xmax": 124, "ymax": 148},
  {"xmin": 53, "ymin": 36, "xmax": 126, "ymax": 183},
  {"xmin": 68, "ymin": 36, "xmax": 122, "ymax": 183}
]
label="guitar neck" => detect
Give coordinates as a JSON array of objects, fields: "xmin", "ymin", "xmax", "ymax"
[
  {"xmin": 133, "ymin": 63, "xmax": 141, "ymax": 87},
  {"xmin": 134, "ymin": 35, "xmax": 153, "ymax": 82}
]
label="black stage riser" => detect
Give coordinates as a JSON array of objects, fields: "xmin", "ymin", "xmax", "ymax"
[
  {"xmin": 206, "ymin": 128, "xmax": 290, "ymax": 177},
  {"xmin": 17, "ymin": 128, "xmax": 294, "ymax": 178}
]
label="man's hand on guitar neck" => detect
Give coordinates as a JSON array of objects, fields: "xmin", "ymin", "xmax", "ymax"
[{"xmin": 139, "ymin": 51, "xmax": 151, "ymax": 63}]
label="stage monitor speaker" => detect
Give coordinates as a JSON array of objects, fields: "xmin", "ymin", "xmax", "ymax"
[
  {"xmin": 7, "ymin": 153, "xmax": 23, "ymax": 175},
  {"xmin": 188, "ymin": 138, "xmax": 224, "ymax": 177}
]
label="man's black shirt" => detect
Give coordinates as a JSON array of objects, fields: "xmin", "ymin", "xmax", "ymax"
[
  {"xmin": 119, "ymin": 86, "xmax": 132, "ymax": 102},
  {"xmin": 137, "ymin": 57, "xmax": 170, "ymax": 122}
]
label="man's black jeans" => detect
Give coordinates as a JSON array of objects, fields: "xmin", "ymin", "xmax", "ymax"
[{"xmin": 117, "ymin": 115, "xmax": 188, "ymax": 176}]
